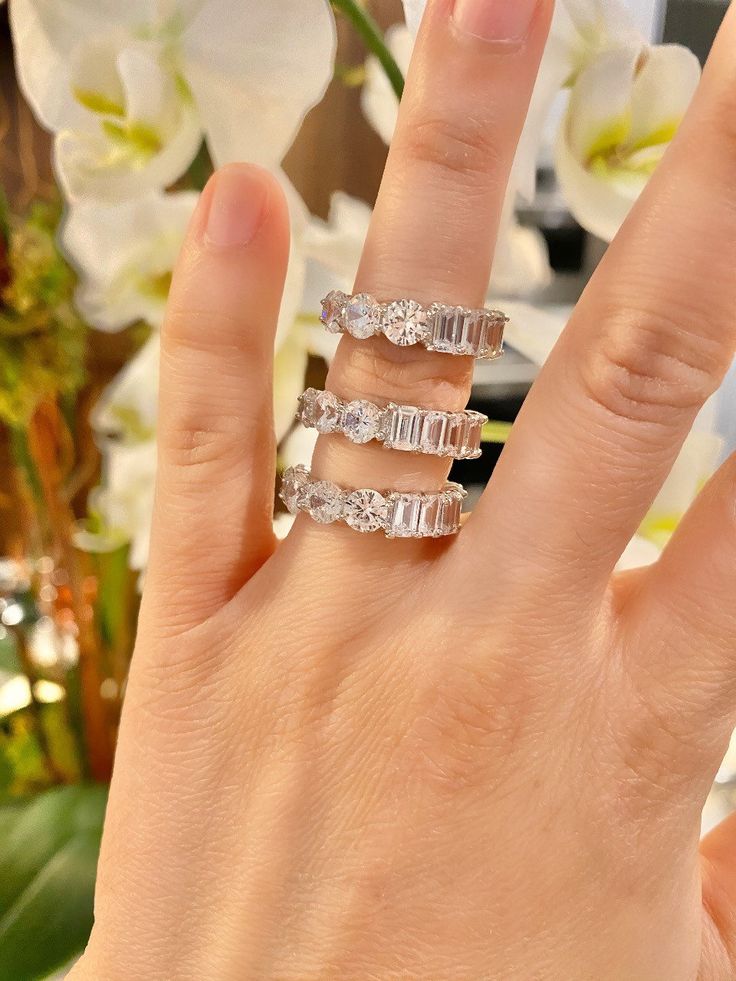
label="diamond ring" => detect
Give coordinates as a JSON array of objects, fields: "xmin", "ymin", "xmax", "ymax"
[
  {"xmin": 297, "ymin": 388, "xmax": 488, "ymax": 460},
  {"xmin": 321, "ymin": 290, "xmax": 506, "ymax": 360},
  {"xmin": 280, "ymin": 466, "xmax": 467, "ymax": 539}
]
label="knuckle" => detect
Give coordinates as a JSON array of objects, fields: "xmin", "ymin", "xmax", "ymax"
[
  {"xmin": 162, "ymin": 412, "xmax": 248, "ymax": 473},
  {"xmin": 578, "ymin": 304, "xmax": 729, "ymax": 425},
  {"xmin": 331, "ymin": 335, "xmax": 473, "ymax": 410},
  {"xmin": 164, "ymin": 303, "xmax": 264, "ymax": 360},
  {"xmin": 398, "ymin": 110, "xmax": 500, "ymax": 187},
  {"xmin": 399, "ymin": 651, "xmax": 542, "ymax": 800},
  {"xmin": 611, "ymin": 700, "xmax": 702, "ymax": 814}
]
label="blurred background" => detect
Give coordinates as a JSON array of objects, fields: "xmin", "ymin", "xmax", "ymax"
[{"xmin": 0, "ymin": 1, "xmax": 733, "ymax": 977}]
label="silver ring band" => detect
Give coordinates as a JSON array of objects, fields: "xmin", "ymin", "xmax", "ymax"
[
  {"xmin": 280, "ymin": 466, "xmax": 467, "ymax": 539},
  {"xmin": 321, "ymin": 291, "xmax": 506, "ymax": 360},
  {"xmin": 297, "ymin": 388, "xmax": 487, "ymax": 460}
]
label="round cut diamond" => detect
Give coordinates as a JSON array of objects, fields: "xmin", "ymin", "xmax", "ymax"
[
  {"xmin": 280, "ymin": 466, "xmax": 309, "ymax": 515},
  {"xmin": 320, "ymin": 290, "xmax": 347, "ymax": 334},
  {"xmin": 303, "ymin": 481, "xmax": 343, "ymax": 524},
  {"xmin": 384, "ymin": 299, "xmax": 428, "ymax": 346},
  {"xmin": 343, "ymin": 400, "xmax": 382, "ymax": 444},
  {"xmin": 313, "ymin": 391, "xmax": 342, "ymax": 434},
  {"xmin": 344, "ymin": 489, "xmax": 388, "ymax": 533},
  {"xmin": 345, "ymin": 293, "xmax": 381, "ymax": 339}
]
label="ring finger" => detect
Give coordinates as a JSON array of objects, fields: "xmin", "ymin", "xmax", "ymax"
[{"xmin": 307, "ymin": 0, "xmax": 553, "ymax": 509}]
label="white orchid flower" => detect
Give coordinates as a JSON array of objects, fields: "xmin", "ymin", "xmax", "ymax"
[
  {"xmin": 10, "ymin": 0, "xmax": 336, "ymax": 200},
  {"xmin": 62, "ymin": 190, "xmax": 197, "ymax": 330},
  {"xmin": 616, "ymin": 535, "xmax": 661, "ymax": 571},
  {"xmin": 89, "ymin": 439, "xmax": 158, "ymax": 571},
  {"xmin": 361, "ymin": 24, "xmax": 412, "ymax": 146},
  {"xmin": 556, "ymin": 43, "xmax": 701, "ymax": 241},
  {"xmin": 92, "ymin": 333, "xmax": 159, "ymax": 443},
  {"xmin": 302, "ymin": 191, "xmax": 371, "ymax": 298}
]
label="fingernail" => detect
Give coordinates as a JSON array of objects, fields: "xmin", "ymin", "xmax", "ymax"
[
  {"xmin": 452, "ymin": 0, "xmax": 538, "ymax": 41},
  {"xmin": 203, "ymin": 165, "xmax": 269, "ymax": 248}
]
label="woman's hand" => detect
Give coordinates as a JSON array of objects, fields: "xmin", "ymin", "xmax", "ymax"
[{"xmin": 72, "ymin": 1, "xmax": 736, "ymax": 978}]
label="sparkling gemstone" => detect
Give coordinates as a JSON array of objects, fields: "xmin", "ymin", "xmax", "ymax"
[
  {"xmin": 320, "ymin": 290, "xmax": 347, "ymax": 334},
  {"xmin": 420, "ymin": 411, "xmax": 449, "ymax": 455},
  {"xmin": 438, "ymin": 494, "xmax": 462, "ymax": 536},
  {"xmin": 383, "ymin": 299, "xmax": 428, "ymax": 347},
  {"xmin": 448, "ymin": 414, "xmax": 471, "ymax": 458},
  {"xmin": 428, "ymin": 305, "xmax": 462, "ymax": 353},
  {"xmin": 344, "ymin": 489, "xmax": 388, "ymax": 533},
  {"xmin": 298, "ymin": 388, "xmax": 318, "ymax": 428},
  {"xmin": 419, "ymin": 496, "xmax": 442, "ymax": 537},
  {"xmin": 280, "ymin": 466, "xmax": 309, "ymax": 515},
  {"xmin": 386, "ymin": 405, "xmax": 421, "ymax": 451},
  {"xmin": 463, "ymin": 415, "xmax": 483, "ymax": 458},
  {"xmin": 343, "ymin": 400, "xmax": 382, "ymax": 444},
  {"xmin": 389, "ymin": 495, "xmax": 422, "ymax": 538},
  {"xmin": 313, "ymin": 391, "xmax": 342, "ymax": 434},
  {"xmin": 429, "ymin": 306, "xmax": 483, "ymax": 355},
  {"xmin": 303, "ymin": 481, "xmax": 343, "ymax": 524},
  {"xmin": 480, "ymin": 314, "xmax": 505, "ymax": 358},
  {"xmin": 345, "ymin": 293, "xmax": 381, "ymax": 339}
]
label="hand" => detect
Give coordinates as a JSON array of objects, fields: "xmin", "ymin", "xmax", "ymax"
[{"xmin": 72, "ymin": 1, "xmax": 736, "ymax": 978}]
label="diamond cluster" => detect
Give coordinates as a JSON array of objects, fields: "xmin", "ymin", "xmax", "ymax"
[
  {"xmin": 320, "ymin": 291, "xmax": 506, "ymax": 360},
  {"xmin": 297, "ymin": 389, "xmax": 487, "ymax": 460},
  {"xmin": 280, "ymin": 467, "xmax": 467, "ymax": 539}
]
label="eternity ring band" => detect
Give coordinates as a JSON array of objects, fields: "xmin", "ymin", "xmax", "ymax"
[
  {"xmin": 297, "ymin": 388, "xmax": 488, "ymax": 460},
  {"xmin": 321, "ymin": 290, "xmax": 506, "ymax": 360},
  {"xmin": 280, "ymin": 466, "xmax": 467, "ymax": 539}
]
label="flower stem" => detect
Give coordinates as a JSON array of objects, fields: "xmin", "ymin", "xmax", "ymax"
[{"xmin": 331, "ymin": 0, "xmax": 404, "ymax": 100}]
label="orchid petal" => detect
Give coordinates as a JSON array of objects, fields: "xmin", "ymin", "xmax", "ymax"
[
  {"xmin": 361, "ymin": 24, "xmax": 412, "ymax": 145},
  {"xmin": 401, "ymin": 0, "xmax": 426, "ymax": 36},
  {"xmin": 301, "ymin": 192, "xmax": 371, "ymax": 291},
  {"xmin": 281, "ymin": 425, "xmax": 318, "ymax": 471},
  {"xmin": 10, "ymin": 0, "xmax": 152, "ymax": 129},
  {"xmin": 565, "ymin": 47, "xmax": 640, "ymax": 161},
  {"xmin": 61, "ymin": 190, "xmax": 197, "ymax": 330},
  {"xmin": 555, "ymin": 121, "xmax": 639, "ymax": 241},
  {"xmin": 502, "ymin": 301, "xmax": 572, "ymax": 366},
  {"xmin": 625, "ymin": 44, "xmax": 700, "ymax": 153},
  {"xmin": 561, "ymin": 0, "xmax": 641, "ymax": 51},
  {"xmin": 182, "ymin": 0, "xmax": 336, "ymax": 169},
  {"xmin": 90, "ymin": 439, "xmax": 157, "ymax": 571},
  {"xmin": 91, "ymin": 334, "xmax": 160, "ymax": 443},
  {"xmin": 616, "ymin": 535, "xmax": 660, "ymax": 571}
]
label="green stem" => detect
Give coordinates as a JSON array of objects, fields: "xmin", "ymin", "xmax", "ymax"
[{"xmin": 331, "ymin": 0, "xmax": 404, "ymax": 100}]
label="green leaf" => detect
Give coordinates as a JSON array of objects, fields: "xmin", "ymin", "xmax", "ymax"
[
  {"xmin": 0, "ymin": 785, "xmax": 107, "ymax": 980},
  {"xmin": 0, "ymin": 631, "xmax": 22, "ymax": 674}
]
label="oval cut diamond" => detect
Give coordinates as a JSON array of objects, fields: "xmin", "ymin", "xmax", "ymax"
[
  {"xmin": 383, "ymin": 299, "xmax": 428, "ymax": 346},
  {"xmin": 345, "ymin": 293, "xmax": 381, "ymax": 339},
  {"xmin": 320, "ymin": 290, "xmax": 347, "ymax": 334},
  {"xmin": 313, "ymin": 391, "xmax": 342, "ymax": 434},
  {"xmin": 343, "ymin": 400, "xmax": 382, "ymax": 444},
  {"xmin": 303, "ymin": 481, "xmax": 343, "ymax": 524},
  {"xmin": 280, "ymin": 466, "xmax": 309, "ymax": 515},
  {"xmin": 344, "ymin": 489, "xmax": 388, "ymax": 533}
]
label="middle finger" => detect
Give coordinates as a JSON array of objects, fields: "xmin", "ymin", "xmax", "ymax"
[{"xmin": 309, "ymin": 0, "xmax": 553, "ymax": 505}]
